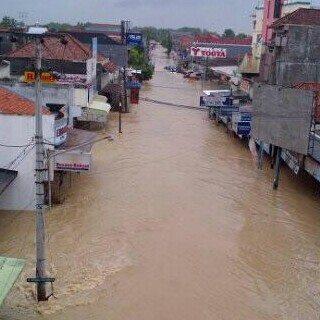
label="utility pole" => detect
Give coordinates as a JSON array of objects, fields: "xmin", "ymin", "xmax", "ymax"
[
  {"xmin": 273, "ymin": 146, "xmax": 282, "ymax": 190},
  {"xmin": 34, "ymin": 37, "xmax": 47, "ymax": 301},
  {"xmin": 121, "ymin": 20, "xmax": 128, "ymax": 113},
  {"xmin": 27, "ymin": 35, "xmax": 55, "ymax": 301}
]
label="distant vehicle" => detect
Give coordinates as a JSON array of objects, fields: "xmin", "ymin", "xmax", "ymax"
[{"xmin": 164, "ymin": 66, "xmax": 177, "ymax": 73}]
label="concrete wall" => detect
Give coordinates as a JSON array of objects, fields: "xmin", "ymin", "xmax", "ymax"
[
  {"xmin": 274, "ymin": 25, "xmax": 320, "ymax": 86},
  {"xmin": 0, "ymin": 114, "xmax": 54, "ymax": 211},
  {"xmin": 252, "ymin": 83, "xmax": 314, "ymax": 154},
  {"xmin": 74, "ymin": 88, "xmax": 89, "ymax": 107},
  {"xmin": 0, "ymin": 83, "xmax": 75, "ymax": 105}
]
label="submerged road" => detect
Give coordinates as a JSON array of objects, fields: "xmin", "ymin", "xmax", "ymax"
[{"xmin": 1, "ymin": 45, "xmax": 320, "ymax": 319}]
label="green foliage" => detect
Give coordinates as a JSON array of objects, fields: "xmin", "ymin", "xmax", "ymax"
[
  {"xmin": 237, "ymin": 33, "xmax": 249, "ymax": 39},
  {"xmin": 0, "ymin": 16, "xmax": 19, "ymax": 28},
  {"xmin": 176, "ymin": 27, "xmax": 202, "ymax": 35},
  {"xmin": 45, "ymin": 22, "xmax": 72, "ymax": 31},
  {"xmin": 222, "ymin": 28, "xmax": 236, "ymax": 38},
  {"xmin": 129, "ymin": 47, "xmax": 154, "ymax": 81}
]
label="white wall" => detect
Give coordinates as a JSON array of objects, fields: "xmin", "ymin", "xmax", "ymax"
[
  {"xmin": 74, "ymin": 88, "xmax": 89, "ymax": 107},
  {"xmin": 281, "ymin": 2, "xmax": 310, "ymax": 16},
  {"xmin": 252, "ymin": 6, "xmax": 264, "ymax": 59},
  {"xmin": 0, "ymin": 114, "xmax": 54, "ymax": 211}
]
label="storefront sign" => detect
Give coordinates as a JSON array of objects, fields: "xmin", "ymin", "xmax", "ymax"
[
  {"xmin": 54, "ymin": 151, "xmax": 92, "ymax": 172},
  {"xmin": 54, "ymin": 117, "xmax": 68, "ymax": 146},
  {"xmin": 127, "ymin": 33, "xmax": 143, "ymax": 47},
  {"xmin": 191, "ymin": 47, "xmax": 227, "ymax": 59},
  {"xmin": 24, "ymin": 71, "xmax": 56, "ymax": 83}
]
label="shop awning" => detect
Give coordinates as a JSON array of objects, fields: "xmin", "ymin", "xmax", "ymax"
[
  {"xmin": 89, "ymin": 95, "xmax": 111, "ymax": 113},
  {"xmin": 0, "ymin": 169, "xmax": 18, "ymax": 196},
  {"xmin": 211, "ymin": 65, "xmax": 238, "ymax": 77},
  {"xmin": 77, "ymin": 95, "xmax": 111, "ymax": 123},
  {"xmin": 0, "ymin": 257, "xmax": 25, "ymax": 306},
  {"xmin": 52, "ymin": 129, "xmax": 98, "ymax": 172}
]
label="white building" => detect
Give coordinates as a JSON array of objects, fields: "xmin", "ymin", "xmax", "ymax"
[
  {"xmin": 0, "ymin": 86, "xmax": 98, "ymax": 211},
  {"xmin": 0, "ymin": 88, "xmax": 55, "ymax": 210}
]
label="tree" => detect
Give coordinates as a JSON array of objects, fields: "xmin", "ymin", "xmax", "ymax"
[
  {"xmin": 0, "ymin": 16, "xmax": 19, "ymax": 28},
  {"xmin": 129, "ymin": 47, "xmax": 154, "ymax": 81},
  {"xmin": 45, "ymin": 22, "xmax": 72, "ymax": 31},
  {"xmin": 222, "ymin": 28, "xmax": 236, "ymax": 38},
  {"xmin": 237, "ymin": 33, "xmax": 248, "ymax": 39}
]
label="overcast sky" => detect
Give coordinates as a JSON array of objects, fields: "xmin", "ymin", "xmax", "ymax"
[{"xmin": 1, "ymin": 0, "xmax": 320, "ymax": 33}]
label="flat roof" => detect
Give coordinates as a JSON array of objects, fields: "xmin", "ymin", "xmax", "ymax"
[{"xmin": 0, "ymin": 257, "xmax": 25, "ymax": 306}]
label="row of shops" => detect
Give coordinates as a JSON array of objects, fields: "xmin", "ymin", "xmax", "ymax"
[
  {"xmin": 0, "ymin": 25, "xmax": 143, "ymax": 211},
  {"xmin": 199, "ymin": 6, "xmax": 320, "ymax": 189}
]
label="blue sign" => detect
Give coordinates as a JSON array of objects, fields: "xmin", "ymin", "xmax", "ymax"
[
  {"xmin": 127, "ymin": 33, "xmax": 143, "ymax": 47},
  {"xmin": 237, "ymin": 121, "xmax": 251, "ymax": 136},
  {"xmin": 220, "ymin": 105, "xmax": 239, "ymax": 117}
]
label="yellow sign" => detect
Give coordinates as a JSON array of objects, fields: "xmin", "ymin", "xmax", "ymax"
[{"xmin": 24, "ymin": 71, "xmax": 56, "ymax": 84}]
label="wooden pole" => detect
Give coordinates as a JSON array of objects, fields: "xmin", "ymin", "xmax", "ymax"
[{"xmin": 273, "ymin": 147, "xmax": 282, "ymax": 190}]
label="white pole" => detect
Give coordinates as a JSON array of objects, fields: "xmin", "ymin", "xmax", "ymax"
[{"xmin": 34, "ymin": 37, "xmax": 47, "ymax": 301}]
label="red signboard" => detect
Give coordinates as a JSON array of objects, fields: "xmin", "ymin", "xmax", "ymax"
[
  {"xmin": 191, "ymin": 47, "xmax": 227, "ymax": 59},
  {"xmin": 24, "ymin": 71, "xmax": 56, "ymax": 84}
]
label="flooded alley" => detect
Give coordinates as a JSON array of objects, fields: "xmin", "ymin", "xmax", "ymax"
[{"xmin": 1, "ymin": 45, "xmax": 320, "ymax": 320}]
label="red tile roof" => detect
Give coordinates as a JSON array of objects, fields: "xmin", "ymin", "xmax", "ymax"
[
  {"xmin": 194, "ymin": 34, "xmax": 221, "ymax": 43},
  {"xmin": 101, "ymin": 60, "xmax": 118, "ymax": 73},
  {"xmin": 179, "ymin": 35, "xmax": 194, "ymax": 47},
  {"xmin": 218, "ymin": 37, "xmax": 252, "ymax": 45},
  {"xmin": 183, "ymin": 34, "xmax": 252, "ymax": 47},
  {"xmin": 271, "ymin": 8, "xmax": 320, "ymax": 28},
  {"xmin": 9, "ymin": 34, "xmax": 95, "ymax": 62},
  {"xmin": 0, "ymin": 87, "xmax": 50, "ymax": 116}
]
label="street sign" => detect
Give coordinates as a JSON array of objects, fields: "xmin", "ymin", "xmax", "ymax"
[{"xmin": 24, "ymin": 71, "xmax": 56, "ymax": 84}]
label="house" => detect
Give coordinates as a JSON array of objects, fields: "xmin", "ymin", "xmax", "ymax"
[
  {"xmin": 238, "ymin": 1, "xmax": 311, "ymax": 94},
  {"xmin": 0, "ymin": 87, "xmax": 99, "ymax": 210},
  {"xmin": 3, "ymin": 33, "xmax": 116, "ymax": 127},
  {"xmin": 261, "ymin": 0, "xmax": 311, "ymax": 45},
  {"xmin": 0, "ymin": 88, "xmax": 55, "ymax": 210},
  {"xmin": 65, "ymin": 29, "xmax": 128, "ymax": 67},
  {"xmin": 0, "ymin": 27, "xmax": 27, "ymax": 56},
  {"xmin": 251, "ymin": 8, "xmax": 320, "ymax": 185}
]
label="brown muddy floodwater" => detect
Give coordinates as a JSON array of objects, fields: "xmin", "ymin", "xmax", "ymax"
[{"xmin": 1, "ymin": 45, "xmax": 320, "ymax": 320}]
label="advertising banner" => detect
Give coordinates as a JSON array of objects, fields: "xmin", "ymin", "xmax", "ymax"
[{"xmin": 191, "ymin": 47, "xmax": 227, "ymax": 59}]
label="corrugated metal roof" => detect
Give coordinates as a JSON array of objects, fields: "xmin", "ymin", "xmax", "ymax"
[{"xmin": 0, "ymin": 257, "xmax": 25, "ymax": 306}]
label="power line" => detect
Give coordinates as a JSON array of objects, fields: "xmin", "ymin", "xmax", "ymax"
[
  {"xmin": 0, "ymin": 140, "xmax": 34, "ymax": 148},
  {"xmin": 140, "ymin": 97, "xmax": 206, "ymax": 111}
]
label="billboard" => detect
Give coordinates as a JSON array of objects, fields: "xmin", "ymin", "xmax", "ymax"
[
  {"xmin": 191, "ymin": 47, "xmax": 227, "ymax": 59},
  {"xmin": 252, "ymin": 84, "xmax": 314, "ymax": 155},
  {"xmin": 127, "ymin": 33, "xmax": 143, "ymax": 47}
]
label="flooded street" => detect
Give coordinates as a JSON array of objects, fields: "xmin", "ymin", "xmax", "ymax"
[{"xmin": 1, "ymin": 45, "xmax": 320, "ymax": 319}]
